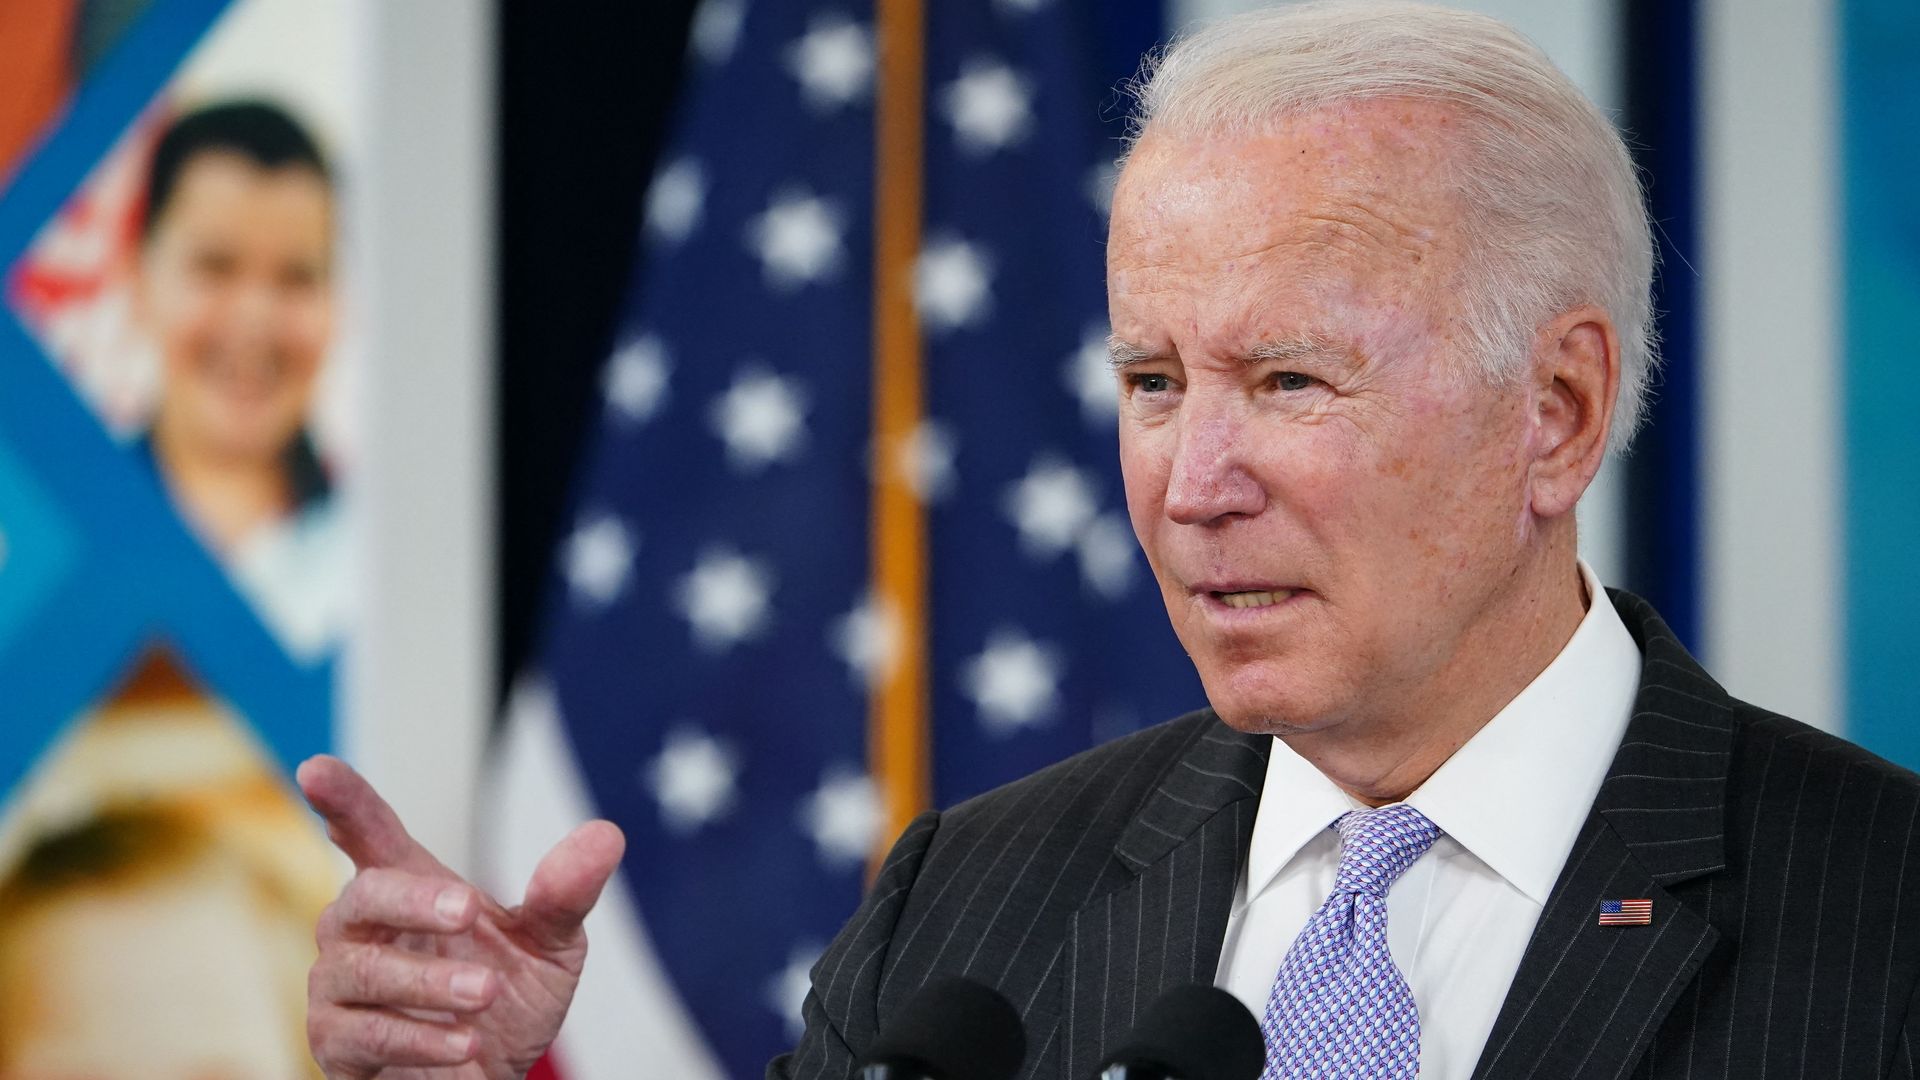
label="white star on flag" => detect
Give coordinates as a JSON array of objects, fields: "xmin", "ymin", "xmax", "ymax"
[
  {"xmin": 645, "ymin": 726, "xmax": 739, "ymax": 833},
  {"xmin": 799, "ymin": 766, "xmax": 882, "ymax": 867},
  {"xmin": 1077, "ymin": 513, "xmax": 1139, "ymax": 600},
  {"xmin": 941, "ymin": 60, "xmax": 1033, "ymax": 155},
  {"xmin": 748, "ymin": 190, "xmax": 845, "ymax": 290},
  {"xmin": 914, "ymin": 239, "xmax": 993, "ymax": 331},
  {"xmin": 890, "ymin": 419, "xmax": 958, "ymax": 501},
  {"xmin": 563, "ymin": 513, "xmax": 637, "ymax": 607},
  {"xmin": 766, "ymin": 944, "xmax": 824, "ymax": 1042},
  {"xmin": 604, "ymin": 334, "xmax": 672, "ymax": 424},
  {"xmin": 961, "ymin": 628, "xmax": 1063, "ymax": 734},
  {"xmin": 786, "ymin": 15, "xmax": 873, "ymax": 112},
  {"xmin": 995, "ymin": 0, "xmax": 1051, "ymax": 12},
  {"xmin": 830, "ymin": 593, "xmax": 901, "ymax": 689},
  {"xmin": 1062, "ymin": 323, "xmax": 1118, "ymax": 425},
  {"xmin": 691, "ymin": 0, "xmax": 747, "ymax": 65},
  {"xmin": 645, "ymin": 158, "xmax": 707, "ymax": 244},
  {"xmin": 710, "ymin": 363, "xmax": 808, "ymax": 471},
  {"xmin": 1004, "ymin": 456, "xmax": 1098, "ymax": 557},
  {"xmin": 674, "ymin": 547, "xmax": 776, "ymax": 652}
]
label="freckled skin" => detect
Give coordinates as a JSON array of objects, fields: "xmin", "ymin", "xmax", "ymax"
[{"xmin": 1109, "ymin": 100, "xmax": 1617, "ymax": 804}]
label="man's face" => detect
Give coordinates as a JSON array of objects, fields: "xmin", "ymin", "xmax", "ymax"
[
  {"xmin": 136, "ymin": 151, "xmax": 334, "ymax": 464},
  {"xmin": 1108, "ymin": 102, "xmax": 1541, "ymax": 737}
]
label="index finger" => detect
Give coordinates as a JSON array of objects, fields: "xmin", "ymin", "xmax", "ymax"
[{"xmin": 298, "ymin": 755, "xmax": 443, "ymax": 873}]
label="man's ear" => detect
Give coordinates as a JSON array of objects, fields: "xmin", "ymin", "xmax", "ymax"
[{"xmin": 1527, "ymin": 304, "xmax": 1619, "ymax": 520}]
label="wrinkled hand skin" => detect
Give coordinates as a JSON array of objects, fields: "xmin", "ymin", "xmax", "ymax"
[{"xmin": 299, "ymin": 755, "xmax": 625, "ymax": 1080}]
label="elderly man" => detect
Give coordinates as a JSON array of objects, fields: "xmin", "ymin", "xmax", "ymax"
[{"xmin": 299, "ymin": 3, "xmax": 1920, "ymax": 1078}]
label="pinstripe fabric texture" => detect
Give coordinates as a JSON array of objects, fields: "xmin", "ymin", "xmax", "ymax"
[{"xmin": 769, "ymin": 591, "xmax": 1920, "ymax": 1080}]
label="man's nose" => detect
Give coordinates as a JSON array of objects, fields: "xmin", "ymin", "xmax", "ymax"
[{"xmin": 1163, "ymin": 408, "xmax": 1265, "ymax": 525}]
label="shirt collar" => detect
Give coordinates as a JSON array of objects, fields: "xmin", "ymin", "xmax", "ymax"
[{"xmin": 1243, "ymin": 561, "xmax": 1643, "ymax": 906}]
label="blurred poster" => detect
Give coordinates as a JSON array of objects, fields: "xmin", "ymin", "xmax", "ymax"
[
  {"xmin": 0, "ymin": 1, "xmax": 353, "ymax": 1077},
  {"xmin": 11, "ymin": 0, "xmax": 358, "ymax": 659},
  {"xmin": 0, "ymin": 650, "xmax": 337, "ymax": 1079}
]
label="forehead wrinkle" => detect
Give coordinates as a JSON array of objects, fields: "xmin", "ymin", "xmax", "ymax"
[
  {"xmin": 1134, "ymin": 202, "xmax": 1448, "ymax": 293},
  {"xmin": 1215, "ymin": 192, "xmax": 1447, "ymax": 276},
  {"xmin": 1296, "ymin": 198, "xmax": 1444, "ymax": 265}
]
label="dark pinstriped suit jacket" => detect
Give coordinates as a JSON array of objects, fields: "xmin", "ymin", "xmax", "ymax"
[{"xmin": 770, "ymin": 592, "xmax": 1920, "ymax": 1079}]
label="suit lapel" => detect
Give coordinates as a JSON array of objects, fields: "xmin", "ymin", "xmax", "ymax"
[
  {"xmin": 1472, "ymin": 591, "xmax": 1733, "ymax": 1080},
  {"xmin": 1056, "ymin": 721, "xmax": 1268, "ymax": 1078}
]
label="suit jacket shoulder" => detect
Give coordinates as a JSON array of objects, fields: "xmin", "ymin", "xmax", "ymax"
[
  {"xmin": 1474, "ymin": 590, "xmax": 1920, "ymax": 1080},
  {"xmin": 771, "ymin": 708, "xmax": 1267, "ymax": 1079},
  {"xmin": 1668, "ymin": 693, "xmax": 1920, "ymax": 1079},
  {"xmin": 929, "ymin": 705, "xmax": 1220, "ymax": 888},
  {"xmin": 1726, "ymin": 693, "xmax": 1920, "ymax": 830}
]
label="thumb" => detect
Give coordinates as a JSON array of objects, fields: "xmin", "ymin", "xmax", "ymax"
[{"xmin": 518, "ymin": 820, "xmax": 626, "ymax": 953}]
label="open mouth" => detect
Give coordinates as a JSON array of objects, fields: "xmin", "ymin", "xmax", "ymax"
[{"xmin": 1206, "ymin": 588, "xmax": 1298, "ymax": 609}]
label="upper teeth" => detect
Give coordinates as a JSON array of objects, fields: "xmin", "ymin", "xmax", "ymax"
[{"xmin": 1220, "ymin": 590, "xmax": 1288, "ymax": 609}]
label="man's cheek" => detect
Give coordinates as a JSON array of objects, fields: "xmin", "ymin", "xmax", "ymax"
[{"xmin": 1118, "ymin": 446, "xmax": 1171, "ymax": 526}]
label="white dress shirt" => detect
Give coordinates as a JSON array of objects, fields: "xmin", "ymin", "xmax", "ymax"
[{"xmin": 1214, "ymin": 563, "xmax": 1643, "ymax": 1080}]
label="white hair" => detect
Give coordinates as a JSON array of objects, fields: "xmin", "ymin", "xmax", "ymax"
[{"xmin": 1125, "ymin": 0, "xmax": 1656, "ymax": 452}]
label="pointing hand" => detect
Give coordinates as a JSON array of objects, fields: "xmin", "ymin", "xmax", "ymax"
[{"xmin": 299, "ymin": 755, "xmax": 625, "ymax": 1079}]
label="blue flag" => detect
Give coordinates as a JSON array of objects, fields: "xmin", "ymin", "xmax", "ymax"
[{"xmin": 498, "ymin": 1, "xmax": 1202, "ymax": 1073}]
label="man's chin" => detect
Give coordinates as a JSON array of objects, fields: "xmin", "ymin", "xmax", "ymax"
[
  {"xmin": 1205, "ymin": 693, "xmax": 1337, "ymax": 737},
  {"xmin": 1193, "ymin": 659, "xmax": 1345, "ymax": 735}
]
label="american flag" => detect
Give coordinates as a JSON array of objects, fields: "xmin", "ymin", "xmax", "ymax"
[
  {"xmin": 1598, "ymin": 898, "xmax": 1654, "ymax": 926},
  {"xmin": 485, "ymin": 2, "xmax": 1201, "ymax": 1076}
]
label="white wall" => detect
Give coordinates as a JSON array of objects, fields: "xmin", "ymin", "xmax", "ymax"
[
  {"xmin": 341, "ymin": 0, "xmax": 495, "ymax": 872},
  {"xmin": 1699, "ymin": 0, "xmax": 1840, "ymax": 730}
]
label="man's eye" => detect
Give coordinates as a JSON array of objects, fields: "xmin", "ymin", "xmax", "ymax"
[
  {"xmin": 1272, "ymin": 371, "xmax": 1315, "ymax": 392},
  {"xmin": 1130, "ymin": 373, "xmax": 1174, "ymax": 393}
]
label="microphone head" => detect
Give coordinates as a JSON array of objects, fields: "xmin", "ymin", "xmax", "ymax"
[
  {"xmin": 1098, "ymin": 984, "xmax": 1266, "ymax": 1080},
  {"xmin": 860, "ymin": 975, "xmax": 1027, "ymax": 1080}
]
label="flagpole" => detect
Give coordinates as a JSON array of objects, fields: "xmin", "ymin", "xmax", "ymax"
[{"xmin": 868, "ymin": 0, "xmax": 931, "ymax": 877}]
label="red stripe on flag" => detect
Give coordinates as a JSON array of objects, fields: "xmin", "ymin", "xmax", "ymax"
[{"xmin": 526, "ymin": 1049, "xmax": 566, "ymax": 1080}]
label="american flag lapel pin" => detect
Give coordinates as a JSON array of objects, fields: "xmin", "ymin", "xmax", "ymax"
[{"xmin": 1598, "ymin": 898, "xmax": 1653, "ymax": 926}]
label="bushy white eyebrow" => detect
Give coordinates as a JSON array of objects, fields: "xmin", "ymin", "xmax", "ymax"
[
  {"xmin": 1245, "ymin": 335, "xmax": 1343, "ymax": 365},
  {"xmin": 1106, "ymin": 335, "xmax": 1155, "ymax": 370},
  {"xmin": 1105, "ymin": 334, "xmax": 1344, "ymax": 371}
]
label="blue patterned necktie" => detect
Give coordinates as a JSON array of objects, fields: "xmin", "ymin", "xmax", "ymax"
[{"xmin": 1260, "ymin": 803, "xmax": 1442, "ymax": 1080}]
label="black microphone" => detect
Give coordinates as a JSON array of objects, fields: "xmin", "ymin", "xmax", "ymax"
[
  {"xmin": 856, "ymin": 975, "xmax": 1027, "ymax": 1080},
  {"xmin": 1093, "ymin": 985, "xmax": 1265, "ymax": 1080}
]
